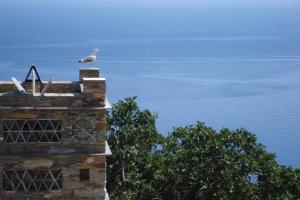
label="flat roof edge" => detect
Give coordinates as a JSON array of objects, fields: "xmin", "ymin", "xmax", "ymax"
[{"xmin": 0, "ymin": 107, "xmax": 109, "ymax": 110}]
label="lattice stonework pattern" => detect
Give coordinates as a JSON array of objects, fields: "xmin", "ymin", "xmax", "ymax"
[
  {"xmin": 70, "ymin": 117, "xmax": 96, "ymax": 141},
  {"xmin": 2, "ymin": 169, "xmax": 63, "ymax": 192},
  {"xmin": 0, "ymin": 120, "xmax": 62, "ymax": 143}
]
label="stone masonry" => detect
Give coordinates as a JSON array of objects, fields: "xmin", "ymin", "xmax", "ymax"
[{"xmin": 0, "ymin": 67, "xmax": 111, "ymax": 200}]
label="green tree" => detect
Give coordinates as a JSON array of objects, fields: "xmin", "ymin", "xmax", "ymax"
[
  {"xmin": 161, "ymin": 123, "xmax": 300, "ymax": 200},
  {"xmin": 107, "ymin": 97, "xmax": 300, "ymax": 200},
  {"xmin": 107, "ymin": 97, "xmax": 163, "ymax": 200}
]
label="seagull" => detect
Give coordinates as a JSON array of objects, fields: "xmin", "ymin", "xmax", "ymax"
[{"xmin": 78, "ymin": 48, "xmax": 100, "ymax": 64}]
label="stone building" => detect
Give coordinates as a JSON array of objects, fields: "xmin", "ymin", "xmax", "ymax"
[{"xmin": 0, "ymin": 66, "xmax": 111, "ymax": 200}]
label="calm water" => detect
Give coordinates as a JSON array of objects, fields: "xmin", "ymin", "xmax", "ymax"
[{"xmin": 0, "ymin": 2, "xmax": 299, "ymax": 167}]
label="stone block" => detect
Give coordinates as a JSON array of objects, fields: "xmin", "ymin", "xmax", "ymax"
[
  {"xmin": 96, "ymin": 121, "xmax": 106, "ymax": 130},
  {"xmin": 86, "ymin": 156, "xmax": 106, "ymax": 166},
  {"xmin": 90, "ymin": 169, "xmax": 106, "ymax": 185},
  {"xmin": 80, "ymin": 68, "xmax": 100, "ymax": 81},
  {"xmin": 22, "ymin": 159, "xmax": 53, "ymax": 169},
  {"xmin": 74, "ymin": 187, "xmax": 106, "ymax": 198}
]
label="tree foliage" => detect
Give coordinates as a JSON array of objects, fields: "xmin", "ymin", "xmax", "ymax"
[
  {"xmin": 107, "ymin": 97, "xmax": 163, "ymax": 200},
  {"xmin": 107, "ymin": 97, "xmax": 300, "ymax": 200}
]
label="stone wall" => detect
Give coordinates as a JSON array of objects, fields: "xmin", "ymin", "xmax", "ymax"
[
  {"xmin": 0, "ymin": 82, "xmax": 81, "ymax": 94},
  {"xmin": 0, "ymin": 68, "xmax": 111, "ymax": 200},
  {"xmin": 0, "ymin": 109, "xmax": 107, "ymax": 146},
  {"xmin": 0, "ymin": 154, "xmax": 108, "ymax": 200},
  {"xmin": 0, "ymin": 80, "xmax": 106, "ymax": 108}
]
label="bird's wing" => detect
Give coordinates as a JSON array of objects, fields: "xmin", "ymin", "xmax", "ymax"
[{"xmin": 81, "ymin": 55, "xmax": 95, "ymax": 63}]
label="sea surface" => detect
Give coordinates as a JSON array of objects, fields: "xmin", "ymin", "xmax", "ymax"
[{"xmin": 0, "ymin": 2, "xmax": 299, "ymax": 167}]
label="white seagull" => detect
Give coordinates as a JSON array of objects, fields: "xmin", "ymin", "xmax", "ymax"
[{"xmin": 78, "ymin": 48, "xmax": 100, "ymax": 64}]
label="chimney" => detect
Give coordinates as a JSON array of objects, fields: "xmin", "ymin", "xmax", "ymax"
[
  {"xmin": 79, "ymin": 68, "xmax": 100, "ymax": 82},
  {"xmin": 80, "ymin": 68, "xmax": 106, "ymax": 107}
]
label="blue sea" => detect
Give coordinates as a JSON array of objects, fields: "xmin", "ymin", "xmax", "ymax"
[{"xmin": 0, "ymin": 1, "xmax": 299, "ymax": 167}]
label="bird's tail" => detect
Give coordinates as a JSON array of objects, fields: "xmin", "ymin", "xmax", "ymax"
[{"xmin": 78, "ymin": 60, "xmax": 82, "ymax": 63}]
